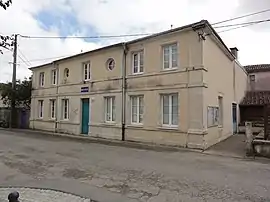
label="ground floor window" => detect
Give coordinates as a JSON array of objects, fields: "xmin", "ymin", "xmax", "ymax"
[
  {"xmin": 131, "ymin": 95, "xmax": 144, "ymax": 124},
  {"xmin": 50, "ymin": 99, "xmax": 56, "ymax": 119},
  {"xmin": 62, "ymin": 99, "xmax": 69, "ymax": 120},
  {"xmin": 105, "ymin": 96, "xmax": 115, "ymax": 122},
  {"xmin": 38, "ymin": 100, "xmax": 43, "ymax": 118},
  {"xmin": 161, "ymin": 93, "xmax": 178, "ymax": 127}
]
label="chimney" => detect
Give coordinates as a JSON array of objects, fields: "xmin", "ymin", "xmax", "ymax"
[{"xmin": 230, "ymin": 47, "xmax": 238, "ymax": 59}]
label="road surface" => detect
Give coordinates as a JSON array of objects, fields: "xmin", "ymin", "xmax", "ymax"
[{"xmin": 0, "ymin": 130, "xmax": 269, "ymax": 202}]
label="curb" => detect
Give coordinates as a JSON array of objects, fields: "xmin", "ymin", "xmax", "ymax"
[{"xmin": 0, "ymin": 128, "xmax": 203, "ymax": 154}]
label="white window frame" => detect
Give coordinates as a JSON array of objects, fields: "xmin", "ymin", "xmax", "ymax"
[
  {"xmin": 83, "ymin": 62, "xmax": 91, "ymax": 81},
  {"xmin": 161, "ymin": 94, "xmax": 178, "ymax": 127},
  {"xmin": 39, "ymin": 72, "xmax": 45, "ymax": 87},
  {"xmin": 218, "ymin": 96, "xmax": 223, "ymax": 127},
  {"xmin": 162, "ymin": 43, "xmax": 178, "ymax": 70},
  {"xmin": 132, "ymin": 51, "xmax": 144, "ymax": 74},
  {"xmin": 51, "ymin": 69, "xmax": 57, "ymax": 85},
  {"xmin": 62, "ymin": 99, "xmax": 69, "ymax": 120},
  {"xmin": 38, "ymin": 100, "xmax": 44, "ymax": 118},
  {"xmin": 50, "ymin": 99, "xmax": 56, "ymax": 119},
  {"xmin": 130, "ymin": 95, "xmax": 144, "ymax": 124},
  {"xmin": 105, "ymin": 96, "xmax": 115, "ymax": 123}
]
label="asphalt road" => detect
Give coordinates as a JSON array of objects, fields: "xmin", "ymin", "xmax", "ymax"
[{"xmin": 0, "ymin": 130, "xmax": 270, "ymax": 202}]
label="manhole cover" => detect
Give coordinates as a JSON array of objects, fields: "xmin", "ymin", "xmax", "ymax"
[{"xmin": 0, "ymin": 187, "xmax": 93, "ymax": 202}]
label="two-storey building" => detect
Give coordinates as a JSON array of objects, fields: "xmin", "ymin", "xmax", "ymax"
[{"xmin": 29, "ymin": 20, "xmax": 247, "ymax": 149}]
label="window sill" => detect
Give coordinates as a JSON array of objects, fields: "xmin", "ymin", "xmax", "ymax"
[
  {"xmin": 158, "ymin": 125, "xmax": 179, "ymax": 131},
  {"xmin": 208, "ymin": 125, "xmax": 218, "ymax": 128},
  {"xmin": 131, "ymin": 72, "xmax": 144, "ymax": 76},
  {"xmin": 161, "ymin": 67, "xmax": 178, "ymax": 72},
  {"xmin": 103, "ymin": 121, "xmax": 116, "ymax": 125},
  {"xmin": 218, "ymin": 125, "xmax": 223, "ymax": 129},
  {"xmin": 128, "ymin": 123, "xmax": 144, "ymax": 128}
]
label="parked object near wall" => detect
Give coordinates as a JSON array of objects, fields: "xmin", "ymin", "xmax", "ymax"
[{"xmin": 0, "ymin": 108, "xmax": 30, "ymax": 129}]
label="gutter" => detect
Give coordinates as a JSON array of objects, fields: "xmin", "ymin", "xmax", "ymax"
[
  {"xmin": 54, "ymin": 62, "xmax": 59, "ymax": 133},
  {"xmin": 121, "ymin": 43, "xmax": 128, "ymax": 141}
]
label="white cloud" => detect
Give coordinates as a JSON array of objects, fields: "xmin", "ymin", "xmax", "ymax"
[{"xmin": 0, "ymin": 0, "xmax": 269, "ymax": 82}]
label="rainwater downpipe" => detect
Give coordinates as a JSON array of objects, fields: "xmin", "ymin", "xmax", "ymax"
[
  {"xmin": 121, "ymin": 43, "xmax": 128, "ymax": 141},
  {"xmin": 54, "ymin": 62, "xmax": 59, "ymax": 133}
]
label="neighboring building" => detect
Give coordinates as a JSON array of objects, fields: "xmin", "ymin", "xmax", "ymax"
[
  {"xmin": 245, "ymin": 64, "xmax": 270, "ymax": 91},
  {"xmin": 239, "ymin": 64, "xmax": 270, "ymax": 126},
  {"xmin": 29, "ymin": 20, "xmax": 247, "ymax": 149}
]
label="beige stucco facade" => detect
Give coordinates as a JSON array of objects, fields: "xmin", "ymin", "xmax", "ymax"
[{"xmin": 30, "ymin": 21, "xmax": 247, "ymax": 149}]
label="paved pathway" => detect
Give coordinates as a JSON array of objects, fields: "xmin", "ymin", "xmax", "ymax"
[{"xmin": 1, "ymin": 130, "xmax": 270, "ymax": 202}]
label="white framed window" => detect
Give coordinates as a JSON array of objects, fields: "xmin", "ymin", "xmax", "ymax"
[
  {"xmin": 107, "ymin": 58, "xmax": 115, "ymax": 71},
  {"xmin": 131, "ymin": 95, "xmax": 144, "ymax": 124},
  {"xmin": 105, "ymin": 96, "xmax": 115, "ymax": 122},
  {"xmin": 38, "ymin": 100, "xmax": 44, "ymax": 118},
  {"xmin": 39, "ymin": 72, "xmax": 45, "ymax": 87},
  {"xmin": 207, "ymin": 106, "xmax": 219, "ymax": 127},
  {"xmin": 161, "ymin": 94, "xmax": 178, "ymax": 127},
  {"xmin": 132, "ymin": 51, "xmax": 144, "ymax": 74},
  {"xmin": 218, "ymin": 96, "xmax": 223, "ymax": 126},
  {"xmin": 64, "ymin": 68, "xmax": 69, "ymax": 78},
  {"xmin": 50, "ymin": 99, "xmax": 56, "ymax": 119},
  {"xmin": 163, "ymin": 43, "xmax": 178, "ymax": 70},
  {"xmin": 62, "ymin": 99, "xmax": 69, "ymax": 120},
  {"xmin": 249, "ymin": 75, "xmax": 255, "ymax": 82},
  {"xmin": 83, "ymin": 62, "xmax": 91, "ymax": 81},
  {"xmin": 51, "ymin": 69, "xmax": 57, "ymax": 85}
]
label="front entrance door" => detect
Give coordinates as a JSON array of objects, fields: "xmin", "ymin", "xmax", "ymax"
[
  {"xmin": 81, "ymin": 98, "xmax": 90, "ymax": 134},
  {"xmin": 232, "ymin": 103, "xmax": 237, "ymax": 134}
]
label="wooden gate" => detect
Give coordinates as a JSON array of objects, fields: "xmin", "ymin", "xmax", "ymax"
[{"xmin": 264, "ymin": 104, "xmax": 270, "ymax": 139}]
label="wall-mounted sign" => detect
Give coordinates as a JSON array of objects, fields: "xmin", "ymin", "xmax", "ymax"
[{"xmin": 81, "ymin": 86, "xmax": 89, "ymax": 93}]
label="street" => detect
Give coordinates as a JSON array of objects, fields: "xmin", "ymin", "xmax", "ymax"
[{"xmin": 0, "ymin": 130, "xmax": 270, "ymax": 202}]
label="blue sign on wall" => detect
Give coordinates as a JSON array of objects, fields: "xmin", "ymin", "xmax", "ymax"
[{"xmin": 81, "ymin": 86, "xmax": 89, "ymax": 93}]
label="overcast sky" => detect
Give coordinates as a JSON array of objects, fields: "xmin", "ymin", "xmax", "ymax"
[{"xmin": 0, "ymin": 0, "xmax": 270, "ymax": 82}]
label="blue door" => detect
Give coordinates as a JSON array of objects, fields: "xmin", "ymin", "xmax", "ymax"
[
  {"xmin": 81, "ymin": 99, "xmax": 90, "ymax": 134},
  {"xmin": 232, "ymin": 103, "xmax": 237, "ymax": 134}
]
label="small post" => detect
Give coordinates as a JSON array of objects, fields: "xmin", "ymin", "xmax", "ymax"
[
  {"xmin": 245, "ymin": 121, "xmax": 254, "ymax": 156},
  {"xmin": 8, "ymin": 191, "xmax": 19, "ymax": 202}
]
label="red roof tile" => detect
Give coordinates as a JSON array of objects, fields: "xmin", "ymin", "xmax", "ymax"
[
  {"xmin": 240, "ymin": 91, "xmax": 270, "ymax": 105},
  {"xmin": 244, "ymin": 64, "xmax": 270, "ymax": 73}
]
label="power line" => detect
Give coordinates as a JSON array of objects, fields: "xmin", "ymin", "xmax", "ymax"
[
  {"xmin": 212, "ymin": 8, "xmax": 270, "ymax": 25},
  {"xmin": 18, "ymin": 48, "xmax": 31, "ymax": 66},
  {"xmin": 19, "ymin": 33, "xmax": 151, "ymax": 39},
  {"xmin": 214, "ymin": 19, "xmax": 270, "ymax": 28},
  {"xmin": 17, "ymin": 54, "xmax": 72, "ymax": 64},
  {"xmin": 17, "ymin": 54, "xmax": 31, "ymax": 67},
  {"xmin": 217, "ymin": 18, "xmax": 270, "ymax": 33}
]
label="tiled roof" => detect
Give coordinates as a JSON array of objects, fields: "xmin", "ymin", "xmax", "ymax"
[
  {"xmin": 240, "ymin": 91, "xmax": 270, "ymax": 105},
  {"xmin": 244, "ymin": 64, "xmax": 270, "ymax": 73}
]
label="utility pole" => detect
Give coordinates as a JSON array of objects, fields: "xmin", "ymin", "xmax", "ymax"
[{"xmin": 9, "ymin": 34, "xmax": 17, "ymax": 128}]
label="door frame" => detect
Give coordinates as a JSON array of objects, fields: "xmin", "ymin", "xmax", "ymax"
[
  {"xmin": 81, "ymin": 98, "xmax": 90, "ymax": 134},
  {"xmin": 232, "ymin": 102, "xmax": 237, "ymax": 134}
]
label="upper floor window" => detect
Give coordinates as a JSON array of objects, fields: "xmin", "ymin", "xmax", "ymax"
[
  {"xmin": 249, "ymin": 75, "xmax": 255, "ymax": 82},
  {"xmin": 83, "ymin": 62, "xmax": 91, "ymax": 81},
  {"xmin": 39, "ymin": 72, "xmax": 45, "ymax": 87},
  {"xmin": 51, "ymin": 69, "xmax": 57, "ymax": 85},
  {"xmin": 107, "ymin": 58, "xmax": 115, "ymax": 71},
  {"xmin": 132, "ymin": 51, "xmax": 144, "ymax": 74},
  {"xmin": 38, "ymin": 100, "xmax": 44, "ymax": 118},
  {"xmin": 64, "ymin": 68, "xmax": 69, "ymax": 78},
  {"xmin": 163, "ymin": 43, "xmax": 178, "ymax": 70}
]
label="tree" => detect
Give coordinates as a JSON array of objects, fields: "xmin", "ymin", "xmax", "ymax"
[
  {"xmin": 0, "ymin": 0, "xmax": 12, "ymax": 10},
  {"xmin": 0, "ymin": 77, "xmax": 32, "ymax": 109}
]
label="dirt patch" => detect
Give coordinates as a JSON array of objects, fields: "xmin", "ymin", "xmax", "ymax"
[{"xmin": 62, "ymin": 168, "xmax": 92, "ymax": 179}]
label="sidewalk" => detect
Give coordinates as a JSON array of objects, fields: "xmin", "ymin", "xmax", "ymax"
[{"xmin": 0, "ymin": 128, "xmax": 200, "ymax": 153}]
